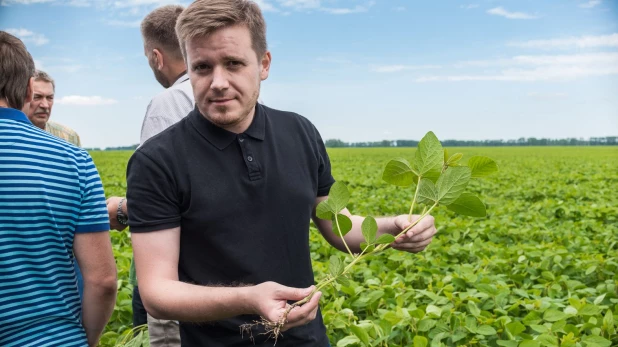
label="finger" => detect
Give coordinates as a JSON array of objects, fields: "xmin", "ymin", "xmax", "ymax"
[
  {"xmin": 392, "ymin": 239, "xmax": 433, "ymax": 252},
  {"xmin": 406, "ymin": 226, "xmax": 437, "ymax": 243},
  {"xmin": 275, "ymin": 285, "xmax": 315, "ymax": 302},
  {"xmin": 283, "ymin": 291, "xmax": 322, "ymax": 330}
]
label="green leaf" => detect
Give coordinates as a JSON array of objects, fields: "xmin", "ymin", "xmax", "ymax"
[
  {"xmin": 585, "ymin": 265, "xmax": 597, "ymax": 275},
  {"xmin": 426, "ymin": 304, "xmax": 442, "ymax": 318},
  {"xmin": 329, "ymin": 256, "xmax": 343, "ymax": 277},
  {"xmin": 581, "ymin": 335, "xmax": 612, "ymax": 347},
  {"xmin": 359, "ymin": 242, "xmax": 375, "ymax": 253},
  {"xmin": 375, "ymin": 234, "xmax": 396, "ymax": 245},
  {"xmin": 476, "ymin": 325, "xmax": 497, "ymax": 335},
  {"xmin": 413, "ymin": 131, "xmax": 444, "ymax": 176},
  {"xmin": 506, "ymin": 321, "xmax": 526, "ymax": 336},
  {"xmin": 603, "ymin": 310, "xmax": 614, "ymax": 334},
  {"xmin": 418, "ymin": 318, "xmax": 436, "ymax": 332},
  {"xmin": 443, "ymin": 149, "xmax": 449, "ymax": 163},
  {"xmin": 436, "ymin": 166, "xmax": 471, "ymax": 205},
  {"xmin": 417, "ymin": 178, "xmax": 438, "ymax": 205},
  {"xmin": 316, "ymin": 200, "xmax": 333, "ymax": 220},
  {"xmin": 530, "ymin": 324, "xmax": 549, "ymax": 333},
  {"xmin": 544, "ymin": 309, "xmax": 568, "ymax": 322},
  {"xmin": 578, "ymin": 304, "xmax": 601, "ymax": 316},
  {"xmin": 468, "ymin": 301, "xmax": 481, "ymax": 317},
  {"xmin": 336, "ymin": 336, "xmax": 360, "ymax": 347},
  {"xmin": 328, "ymin": 181, "xmax": 350, "ymax": 213},
  {"xmin": 467, "ymin": 156, "xmax": 498, "ymax": 178},
  {"xmin": 446, "ymin": 192, "xmax": 487, "ymax": 217},
  {"xmin": 336, "ymin": 275, "xmax": 350, "ymax": 287},
  {"xmin": 536, "ymin": 334, "xmax": 558, "ymax": 347},
  {"xmin": 519, "ymin": 341, "xmax": 541, "ymax": 347},
  {"xmin": 361, "ymin": 216, "xmax": 377, "ymax": 244},
  {"xmin": 497, "ymin": 341, "xmax": 519, "ymax": 347},
  {"xmin": 332, "ymin": 214, "xmax": 353, "ymax": 237},
  {"xmin": 349, "ymin": 324, "xmax": 370, "ymax": 346},
  {"xmin": 382, "ymin": 158, "xmax": 417, "ymax": 187},
  {"xmin": 447, "ymin": 153, "xmax": 464, "ymax": 165},
  {"xmin": 414, "ymin": 336, "xmax": 428, "ymax": 347}
]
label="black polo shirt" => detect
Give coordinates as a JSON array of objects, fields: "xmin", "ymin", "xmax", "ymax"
[{"xmin": 126, "ymin": 103, "xmax": 334, "ymax": 347}]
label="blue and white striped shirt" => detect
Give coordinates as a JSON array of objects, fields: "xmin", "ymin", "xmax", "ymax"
[{"xmin": 0, "ymin": 107, "xmax": 110, "ymax": 347}]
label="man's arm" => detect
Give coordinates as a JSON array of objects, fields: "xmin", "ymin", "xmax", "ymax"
[
  {"xmin": 132, "ymin": 227, "xmax": 322, "ymax": 330},
  {"xmin": 312, "ymin": 196, "xmax": 437, "ymax": 254},
  {"xmin": 73, "ymin": 231, "xmax": 117, "ymax": 347}
]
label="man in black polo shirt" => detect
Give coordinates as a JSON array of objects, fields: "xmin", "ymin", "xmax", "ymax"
[{"xmin": 126, "ymin": 1, "xmax": 438, "ymax": 346}]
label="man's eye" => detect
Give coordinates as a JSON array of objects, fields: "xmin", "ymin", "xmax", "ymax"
[
  {"xmin": 194, "ymin": 64, "xmax": 210, "ymax": 72},
  {"xmin": 228, "ymin": 61, "xmax": 242, "ymax": 67}
]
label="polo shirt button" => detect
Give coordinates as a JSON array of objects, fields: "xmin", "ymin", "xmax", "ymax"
[
  {"xmin": 247, "ymin": 156, "xmax": 253, "ymax": 162},
  {"xmin": 239, "ymin": 137, "xmax": 244, "ymax": 142}
]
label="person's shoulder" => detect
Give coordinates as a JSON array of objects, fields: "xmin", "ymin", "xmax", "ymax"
[
  {"xmin": 137, "ymin": 112, "xmax": 192, "ymax": 157},
  {"xmin": 151, "ymin": 79, "xmax": 194, "ymax": 104}
]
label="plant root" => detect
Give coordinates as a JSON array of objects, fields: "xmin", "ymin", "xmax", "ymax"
[{"xmin": 239, "ymin": 303, "xmax": 299, "ymax": 346}]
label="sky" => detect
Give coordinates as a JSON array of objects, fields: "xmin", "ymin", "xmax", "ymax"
[{"xmin": 1, "ymin": 0, "xmax": 617, "ymax": 149}]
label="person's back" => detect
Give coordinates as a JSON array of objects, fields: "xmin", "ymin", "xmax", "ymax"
[
  {"xmin": 0, "ymin": 111, "xmax": 96, "ymax": 345},
  {"xmin": 0, "ymin": 30, "xmax": 117, "ymax": 347}
]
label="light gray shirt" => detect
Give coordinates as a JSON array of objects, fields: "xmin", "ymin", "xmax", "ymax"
[{"xmin": 139, "ymin": 73, "xmax": 194, "ymax": 145}]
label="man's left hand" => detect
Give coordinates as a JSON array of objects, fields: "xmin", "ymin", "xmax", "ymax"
[{"xmin": 389, "ymin": 214, "xmax": 437, "ymax": 253}]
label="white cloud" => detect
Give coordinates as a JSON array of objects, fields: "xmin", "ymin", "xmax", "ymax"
[
  {"xmin": 487, "ymin": 7, "xmax": 538, "ymax": 19},
  {"xmin": 4, "ymin": 28, "xmax": 49, "ymax": 45},
  {"xmin": 579, "ymin": 0, "xmax": 601, "ymax": 8},
  {"xmin": 372, "ymin": 64, "xmax": 442, "ymax": 73},
  {"xmin": 321, "ymin": 3, "xmax": 373, "ymax": 15},
  {"xmin": 393, "ymin": 6, "xmax": 405, "ymax": 12},
  {"xmin": 508, "ymin": 33, "xmax": 618, "ymax": 49},
  {"xmin": 253, "ymin": 0, "xmax": 278, "ymax": 12},
  {"xmin": 417, "ymin": 52, "xmax": 618, "ymax": 82},
  {"xmin": 56, "ymin": 96, "xmax": 118, "ymax": 105},
  {"xmin": 460, "ymin": 4, "xmax": 479, "ymax": 9},
  {"xmin": 273, "ymin": 0, "xmax": 374, "ymax": 14},
  {"xmin": 1, "ymin": 0, "xmax": 54, "ymax": 4}
]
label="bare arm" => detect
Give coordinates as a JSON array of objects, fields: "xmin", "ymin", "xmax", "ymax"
[
  {"xmin": 312, "ymin": 196, "xmax": 437, "ymax": 254},
  {"xmin": 74, "ymin": 231, "xmax": 117, "ymax": 347},
  {"xmin": 132, "ymin": 227, "xmax": 321, "ymax": 329}
]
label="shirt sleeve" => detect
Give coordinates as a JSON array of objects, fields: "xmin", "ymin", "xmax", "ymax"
[
  {"xmin": 314, "ymin": 125, "xmax": 335, "ymax": 197},
  {"xmin": 126, "ymin": 150, "xmax": 181, "ymax": 233},
  {"xmin": 76, "ymin": 153, "xmax": 110, "ymax": 233}
]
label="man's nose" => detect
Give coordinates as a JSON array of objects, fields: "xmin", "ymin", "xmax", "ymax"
[{"xmin": 210, "ymin": 66, "xmax": 230, "ymax": 91}]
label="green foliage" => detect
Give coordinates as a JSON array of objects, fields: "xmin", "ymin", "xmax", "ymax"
[{"xmin": 91, "ymin": 144, "xmax": 618, "ymax": 347}]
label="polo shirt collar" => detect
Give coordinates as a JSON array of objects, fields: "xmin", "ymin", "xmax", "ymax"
[
  {"xmin": 0, "ymin": 107, "xmax": 29, "ymax": 123},
  {"xmin": 190, "ymin": 103, "xmax": 265, "ymax": 150}
]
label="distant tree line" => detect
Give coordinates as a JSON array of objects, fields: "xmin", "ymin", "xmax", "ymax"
[{"xmin": 325, "ymin": 136, "xmax": 617, "ymax": 148}]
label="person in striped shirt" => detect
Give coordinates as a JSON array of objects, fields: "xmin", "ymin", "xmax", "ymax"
[
  {"xmin": 0, "ymin": 31, "xmax": 117, "ymax": 347},
  {"xmin": 26, "ymin": 70, "xmax": 82, "ymax": 147}
]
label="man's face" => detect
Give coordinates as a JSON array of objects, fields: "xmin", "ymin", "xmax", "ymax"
[
  {"xmin": 144, "ymin": 45, "xmax": 170, "ymax": 88},
  {"xmin": 186, "ymin": 24, "xmax": 270, "ymax": 131},
  {"xmin": 27, "ymin": 80, "xmax": 54, "ymax": 129}
]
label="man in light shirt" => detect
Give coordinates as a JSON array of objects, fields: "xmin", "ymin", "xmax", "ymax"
[
  {"xmin": 106, "ymin": 5, "xmax": 193, "ymax": 347},
  {"xmin": 26, "ymin": 70, "xmax": 82, "ymax": 147}
]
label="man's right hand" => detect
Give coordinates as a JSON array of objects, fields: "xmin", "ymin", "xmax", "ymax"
[
  {"xmin": 106, "ymin": 196, "xmax": 128, "ymax": 231},
  {"xmin": 249, "ymin": 282, "xmax": 322, "ymax": 331}
]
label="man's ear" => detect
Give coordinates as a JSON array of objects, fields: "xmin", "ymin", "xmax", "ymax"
[
  {"xmin": 153, "ymin": 48, "xmax": 164, "ymax": 70},
  {"xmin": 259, "ymin": 51, "xmax": 272, "ymax": 81}
]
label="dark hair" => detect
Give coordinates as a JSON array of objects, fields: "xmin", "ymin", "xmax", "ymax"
[
  {"xmin": 0, "ymin": 31, "xmax": 35, "ymax": 110},
  {"xmin": 141, "ymin": 5, "xmax": 185, "ymax": 61}
]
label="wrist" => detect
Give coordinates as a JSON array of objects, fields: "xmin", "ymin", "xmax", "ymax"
[
  {"xmin": 116, "ymin": 198, "xmax": 128, "ymax": 225},
  {"xmin": 237, "ymin": 286, "xmax": 257, "ymax": 315}
]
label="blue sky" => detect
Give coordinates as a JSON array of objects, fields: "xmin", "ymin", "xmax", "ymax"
[{"xmin": 1, "ymin": 0, "xmax": 617, "ymax": 148}]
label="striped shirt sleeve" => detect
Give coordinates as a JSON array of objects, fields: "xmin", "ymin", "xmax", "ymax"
[{"xmin": 75, "ymin": 153, "xmax": 110, "ymax": 233}]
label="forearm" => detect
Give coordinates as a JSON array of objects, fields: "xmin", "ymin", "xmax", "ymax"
[
  {"xmin": 141, "ymin": 279, "xmax": 255, "ymax": 322},
  {"xmin": 81, "ymin": 280, "xmax": 117, "ymax": 346}
]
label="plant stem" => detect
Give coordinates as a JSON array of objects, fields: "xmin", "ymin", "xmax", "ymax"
[
  {"xmin": 334, "ymin": 214, "xmax": 354, "ymax": 257},
  {"xmin": 293, "ymin": 202, "xmax": 438, "ymax": 308},
  {"xmin": 407, "ymin": 177, "xmax": 422, "ymax": 222}
]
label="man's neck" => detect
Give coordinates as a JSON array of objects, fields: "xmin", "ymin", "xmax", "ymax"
[
  {"xmin": 167, "ymin": 64, "xmax": 187, "ymax": 86},
  {"xmin": 0, "ymin": 100, "xmax": 9, "ymax": 108}
]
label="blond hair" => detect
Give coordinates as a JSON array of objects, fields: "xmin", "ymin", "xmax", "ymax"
[
  {"xmin": 175, "ymin": 0, "xmax": 267, "ymax": 61},
  {"xmin": 0, "ymin": 31, "xmax": 35, "ymax": 110},
  {"xmin": 141, "ymin": 5, "xmax": 185, "ymax": 61},
  {"xmin": 34, "ymin": 70, "xmax": 55, "ymax": 91}
]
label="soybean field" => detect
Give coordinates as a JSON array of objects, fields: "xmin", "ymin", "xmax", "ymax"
[{"xmin": 94, "ymin": 147, "xmax": 618, "ymax": 347}]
